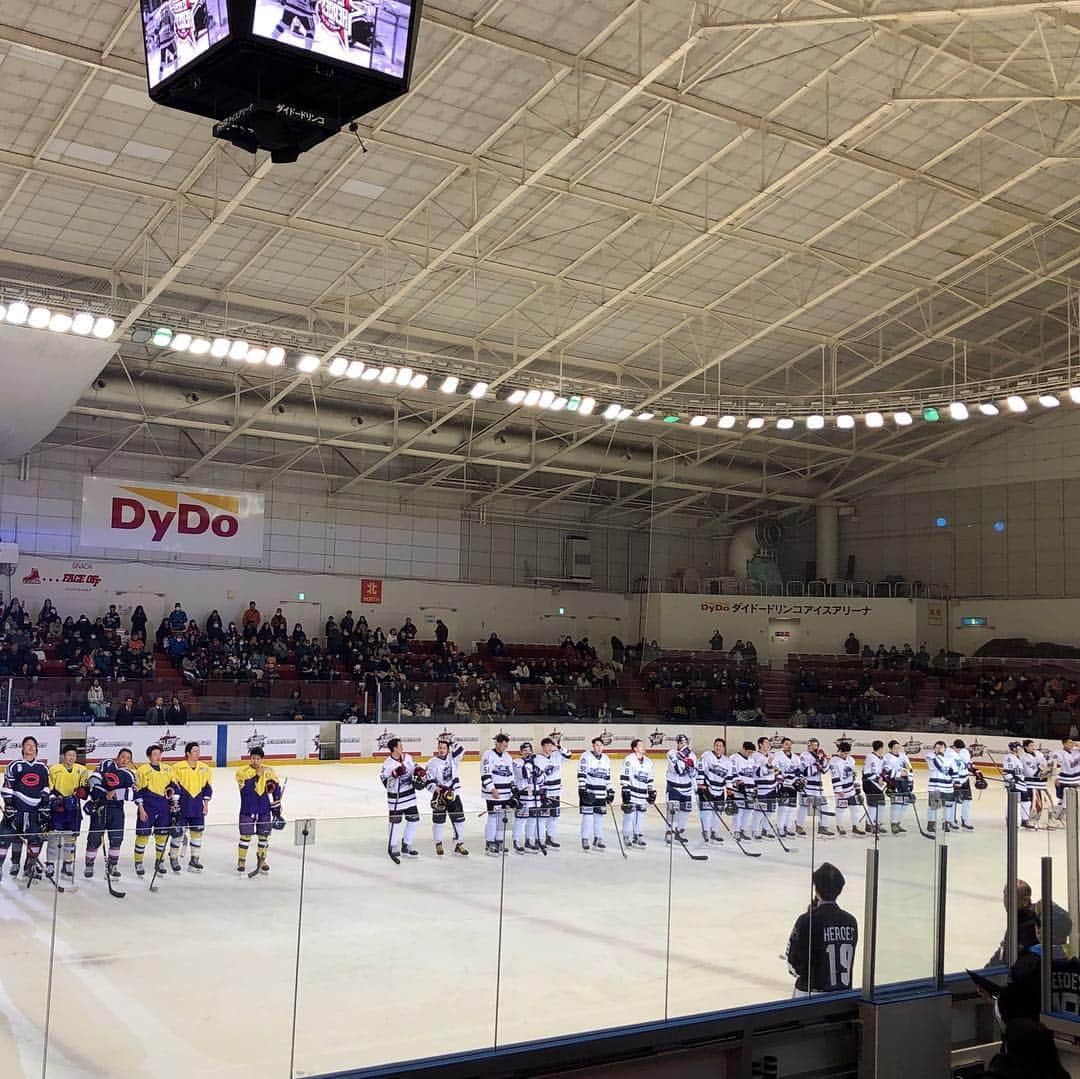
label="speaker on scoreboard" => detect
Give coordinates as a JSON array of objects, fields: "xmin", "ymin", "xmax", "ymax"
[{"xmin": 140, "ymin": 0, "xmax": 423, "ymax": 161}]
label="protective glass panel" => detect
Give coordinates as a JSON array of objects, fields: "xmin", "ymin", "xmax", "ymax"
[{"xmin": 495, "ymin": 742, "xmax": 668, "ymax": 1043}]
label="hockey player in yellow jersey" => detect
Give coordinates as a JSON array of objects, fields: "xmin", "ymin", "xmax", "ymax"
[
  {"xmin": 135, "ymin": 745, "xmax": 176, "ymax": 879},
  {"xmin": 236, "ymin": 747, "xmax": 284, "ymax": 874},
  {"xmin": 47, "ymin": 743, "xmax": 90, "ymax": 879},
  {"xmin": 169, "ymin": 741, "xmax": 213, "ymax": 872}
]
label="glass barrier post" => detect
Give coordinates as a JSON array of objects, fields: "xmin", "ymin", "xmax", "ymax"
[
  {"xmin": 1067, "ymin": 788, "xmax": 1079, "ymax": 958},
  {"xmin": 934, "ymin": 844, "xmax": 948, "ymax": 990},
  {"xmin": 1042, "ymin": 856, "xmax": 1054, "ymax": 1010},
  {"xmin": 288, "ymin": 819, "xmax": 313, "ymax": 1079},
  {"xmin": 862, "ymin": 847, "xmax": 879, "ymax": 1002},
  {"xmin": 1007, "ymin": 792, "xmax": 1019, "ymax": 966}
]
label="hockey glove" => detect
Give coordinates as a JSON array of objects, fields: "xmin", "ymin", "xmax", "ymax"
[
  {"xmin": 2, "ymin": 801, "xmax": 15, "ymax": 825},
  {"xmin": 646, "ymin": 789, "xmax": 657, "ymax": 805},
  {"xmin": 578, "ymin": 788, "xmax": 591, "ymax": 808},
  {"xmin": 621, "ymin": 788, "xmax": 631, "ymax": 809},
  {"xmin": 393, "ymin": 764, "xmax": 407, "ymax": 778},
  {"xmin": 974, "ymin": 772, "xmax": 988, "ymax": 791},
  {"xmin": 606, "ymin": 788, "xmax": 615, "ymax": 805}
]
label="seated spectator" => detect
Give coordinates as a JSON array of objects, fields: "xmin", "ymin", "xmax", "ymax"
[
  {"xmin": 87, "ymin": 677, "xmax": 107, "ymax": 721},
  {"xmin": 486, "ymin": 632, "xmax": 504, "ymax": 657},
  {"xmin": 102, "ymin": 604, "xmax": 121, "ymax": 631},
  {"xmin": 114, "ymin": 695, "xmax": 138, "ymax": 725},
  {"xmin": 710, "ymin": 629, "xmax": 724, "ymax": 651},
  {"xmin": 844, "ymin": 632, "xmax": 860, "ymax": 655},
  {"xmin": 242, "ymin": 601, "xmax": 261, "ymax": 628},
  {"xmin": 742, "ymin": 640, "xmax": 757, "ymax": 664},
  {"xmin": 292, "ymin": 623, "xmax": 307, "ymax": 647},
  {"xmin": 36, "ymin": 599, "xmax": 59, "ymax": 628},
  {"xmin": 729, "ymin": 640, "xmax": 745, "ymax": 661}
]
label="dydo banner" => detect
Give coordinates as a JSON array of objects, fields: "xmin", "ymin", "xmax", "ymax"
[{"xmin": 80, "ymin": 477, "xmax": 265, "ymax": 557}]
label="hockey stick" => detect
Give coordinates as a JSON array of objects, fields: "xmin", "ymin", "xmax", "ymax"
[
  {"xmin": 712, "ymin": 806, "xmax": 762, "ymax": 857},
  {"xmin": 608, "ymin": 797, "xmax": 628, "ymax": 860},
  {"xmin": 88, "ymin": 805, "xmax": 125, "ymax": 898},
  {"xmin": 909, "ymin": 797, "xmax": 935, "ymax": 841},
  {"xmin": 22, "ymin": 832, "xmax": 63, "ymax": 893},
  {"xmin": 251, "ymin": 777, "xmax": 288, "ymax": 877},
  {"xmin": 650, "ymin": 802, "xmax": 707, "ymax": 861},
  {"xmin": 758, "ymin": 806, "xmax": 797, "ymax": 854}
]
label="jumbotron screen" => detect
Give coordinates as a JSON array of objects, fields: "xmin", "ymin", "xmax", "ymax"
[
  {"xmin": 252, "ymin": 0, "xmax": 415, "ymax": 80},
  {"xmin": 142, "ymin": 0, "xmax": 231, "ymax": 89}
]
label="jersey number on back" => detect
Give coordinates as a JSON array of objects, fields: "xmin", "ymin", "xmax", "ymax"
[{"xmin": 826, "ymin": 941, "xmax": 854, "ymax": 989}]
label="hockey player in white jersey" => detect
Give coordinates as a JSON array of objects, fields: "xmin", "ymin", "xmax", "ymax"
[
  {"xmin": 380, "ymin": 738, "xmax": 422, "ymax": 864},
  {"xmin": 950, "ymin": 739, "xmax": 975, "ymax": 831},
  {"xmin": 925, "ymin": 739, "xmax": 956, "ymax": 835},
  {"xmin": 665, "ymin": 734, "xmax": 696, "ymax": 845},
  {"xmin": 1021, "ymin": 739, "xmax": 1050, "ymax": 828},
  {"xmin": 1002, "ymin": 741, "xmax": 1032, "ymax": 828},
  {"xmin": 578, "ymin": 736, "xmax": 614, "ymax": 851},
  {"xmin": 512, "ymin": 742, "xmax": 545, "ymax": 854},
  {"xmin": 536, "ymin": 736, "xmax": 572, "ymax": 849},
  {"xmin": 796, "ymin": 738, "xmax": 834, "ymax": 837},
  {"xmin": 481, "ymin": 733, "xmax": 516, "ymax": 856},
  {"xmin": 424, "ymin": 737, "xmax": 468, "ymax": 856},
  {"xmin": 772, "ymin": 737, "xmax": 801, "ymax": 838},
  {"xmin": 829, "ymin": 742, "xmax": 864, "ymax": 836},
  {"xmin": 751, "ymin": 736, "xmax": 778, "ymax": 840},
  {"xmin": 861, "ymin": 740, "xmax": 887, "ymax": 836},
  {"xmin": 620, "ymin": 739, "xmax": 656, "ymax": 847},
  {"xmin": 882, "ymin": 740, "xmax": 913, "ymax": 834},
  {"xmin": 697, "ymin": 737, "xmax": 730, "ymax": 843},
  {"xmin": 1050, "ymin": 737, "xmax": 1080, "ymax": 822},
  {"xmin": 731, "ymin": 741, "xmax": 758, "ymax": 841}
]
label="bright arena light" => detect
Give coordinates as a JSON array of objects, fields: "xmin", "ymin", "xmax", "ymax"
[
  {"xmin": 469, "ymin": 382, "xmax": 488, "ymax": 399},
  {"xmin": 265, "ymin": 347, "xmax": 285, "ymax": 367},
  {"xmin": 949, "ymin": 401, "xmax": 969, "ymax": 420},
  {"xmin": 246, "ymin": 347, "xmax": 266, "ymax": 365},
  {"xmin": 297, "ymin": 354, "xmax": 321, "ymax": 373},
  {"xmin": 72, "ymin": 312, "xmax": 95, "ymax": 335},
  {"xmin": 1039, "ymin": 393, "xmax": 1060, "ymax": 408},
  {"xmin": 718, "ymin": 414, "xmax": 736, "ymax": 429},
  {"xmin": 378, "ymin": 366, "xmax": 397, "ymax": 384},
  {"xmin": 5, "ymin": 301, "xmax": 29, "ymax": 325},
  {"xmin": 865, "ymin": 411, "xmax": 884, "ymax": 428},
  {"xmin": 228, "ymin": 339, "xmax": 249, "ymax": 361},
  {"xmin": 806, "ymin": 414, "xmax": 824, "ymax": 430},
  {"xmin": 1006, "ymin": 395, "xmax": 1028, "ymax": 413},
  {"xmin": 776, "ymin": 417, "xmax": 795, "ymax": 430},
  {"xmin": 836, "ymin": 414, "xmax": 855, "ymax": 429},
  {"xmin": 28, "ymin": 306, "xmax": 51, "ymax": 328},
  {"xmin": 49, "ymin": 312, "xmax": 73, "ymax": 334},
  {"xmin": 978, "ymin": 402, "xmax": 999, "ymax": 416},
  {"xmin": 92, "ymin": 316, "xmax": 115, "ymax": 339},
  {"xmin": 746, "ymin": 417, "xmax": 765, "ymax": 430},
  {"xmin": 507, "ymin": 389, "xmax": 526, "ymax": 405},
  {"xmin": 689, "ymin": 415, "xmax": 708, "ymax": 426},
  {"xmin": 210, "ymin": 338, "xmax": 231, "ymax": 358},
  {"xmin": 440, "ymin": 376, "xmax": 459, "ymax": 393},
  {"xmin": 328, "ymin": 356, "xmax": 348, "ymax": 377}
]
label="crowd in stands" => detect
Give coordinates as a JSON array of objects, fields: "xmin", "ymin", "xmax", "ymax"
[{"xmin": 6, "ymin": 592, "xmax": 1080, "ymax": 735}]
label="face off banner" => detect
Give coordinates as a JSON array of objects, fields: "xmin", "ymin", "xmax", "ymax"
[{"xmin": 80, "ymin": 478, "xmax": 265, "ymax": 557}]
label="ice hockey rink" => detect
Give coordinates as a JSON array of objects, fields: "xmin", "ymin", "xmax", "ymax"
[{"xmin": 0, "ymin": 760, "xmax": 1062, "ymax": 1079}]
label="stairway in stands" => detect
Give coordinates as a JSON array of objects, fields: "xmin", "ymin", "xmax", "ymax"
[{"xmin": 760, "ymin": 668, "xmax": 792, "ymax": 720}]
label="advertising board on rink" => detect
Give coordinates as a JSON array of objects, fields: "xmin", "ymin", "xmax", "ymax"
[
  {"xmin": 225, "ymin": 722, "xmax": 321, "ymax": 764},
  {"xmin": 0, "ymin": 726, "xmax": 61, "ymax": 765},
  {"xmin": 84, "ymin": 725, "xmax": 218, "ymax": 764}
]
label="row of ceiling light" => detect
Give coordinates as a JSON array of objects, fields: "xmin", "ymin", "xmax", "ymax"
[
  {"xmin": 143, "ymin": 324, "xmax": 1075, "ymax": 431},
  {"xmin": 1, "ymin": 300, "xmax": 115, "ymax": 339}
]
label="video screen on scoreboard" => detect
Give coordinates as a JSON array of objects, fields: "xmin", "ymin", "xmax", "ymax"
[
  {"xmin": 141, "ymin": 0, "xmax": 231, "ymax": 89},
  {"xmin": 252, "ymin": 0, "xmax": 415, "ymax": 80}
]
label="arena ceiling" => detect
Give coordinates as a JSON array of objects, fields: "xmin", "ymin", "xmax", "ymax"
[{"xmin": 1, "ymin": 0, "xmax": 1080, "ymax": 531}]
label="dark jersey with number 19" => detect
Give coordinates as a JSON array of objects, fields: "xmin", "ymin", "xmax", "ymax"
[{"xmin": 786, "ymin": 901, "xmax": 859, "ymax": 993}]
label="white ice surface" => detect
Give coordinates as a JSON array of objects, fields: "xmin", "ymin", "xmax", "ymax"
[{"xmin": 0, "ymin": 763, "xmax": 1068, "ymax": 1078}]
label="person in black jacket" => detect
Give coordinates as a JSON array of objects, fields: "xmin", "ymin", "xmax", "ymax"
[
  {"xmin": 986, "ymin": 1019, "xmax": 1068, "ymax": 1079},
  {"xmin": 988, "ymin": 881, "xmax": 1040, "ymax": 966},
  {"xmin": 113, "ymin": 696, "xmax": 138, "ymax": 725},
  {"xmin": 165, "ymin": 694, "xmax": 188, "ymax": 726},
  {"xmin": 786, "ymin": 862, "xmax": 859, "ymax": 996}
]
